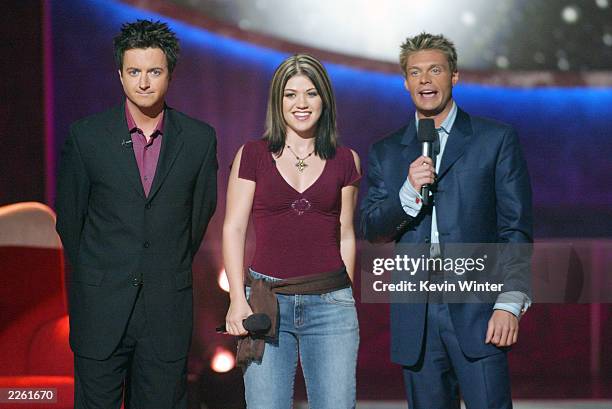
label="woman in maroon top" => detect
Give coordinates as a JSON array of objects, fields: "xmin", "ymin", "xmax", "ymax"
[{"xmin": 223, "ymin": 54, "xmax": 361, "ymax": 408}]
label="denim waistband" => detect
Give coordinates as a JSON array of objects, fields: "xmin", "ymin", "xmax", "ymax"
[{"xmin": 248, "ymin": 268, "xmax": 281, "ymax": 283}]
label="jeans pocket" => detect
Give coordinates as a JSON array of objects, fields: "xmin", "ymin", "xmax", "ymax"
[{"xmin": 321, "ymin": 287, "xmax": 355, "ymax": 306}]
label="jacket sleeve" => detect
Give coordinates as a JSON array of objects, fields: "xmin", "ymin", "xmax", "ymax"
[
  {"xmin": 191, "ymin": 128, "xmax": 218, "ymax": 257},
  {"xmin": 55, "ymin": 125, "xmax": 91, "ymax": 267},
  {"xmin": 495, "ymin": 127, "xmax": 533, "ymax": 244},
  {"xmin": 494, "ymin": 127, "xmax": 533, "ymax": 296},
  {"xmin": 359, "ymin": 145, "xmax": 416, "ymax": 243}
]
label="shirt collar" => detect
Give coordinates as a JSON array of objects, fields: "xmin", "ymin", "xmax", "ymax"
[
  {"xmin": 125, "ymin": 101, "xmax": 165, "ymax": 138},
  {"xmin": 414, "ymin": 101, "xmax": 458, "ymax": 135}
]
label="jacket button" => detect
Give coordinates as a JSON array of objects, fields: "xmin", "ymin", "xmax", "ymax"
[
  {"xmin": 143, "ymin": 241, "xmax": 150, "ymax": 248},
  {"xmin": 145, "ymin": 203, "xmax": 151, "ymax": 210},
  {"xmin": 424, "ymin": 237, "xmax": 430, "ymax": 243},
  {"xmin": 132, "ymin": 277, "xmax": 142, "ymax": 286}
]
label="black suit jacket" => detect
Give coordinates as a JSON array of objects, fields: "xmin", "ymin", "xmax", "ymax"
[{"xmin": 56, "ymin": 103, "xmax": 217, "ymax": 361}]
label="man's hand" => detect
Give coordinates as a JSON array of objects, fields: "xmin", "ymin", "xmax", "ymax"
[
  {"xmin": 485, "ymin": 309, "xmax": 519, "ymax": 347},
  {"xmin": 408, "ymin": 156, "xmax": 436, "ymax": 192}
]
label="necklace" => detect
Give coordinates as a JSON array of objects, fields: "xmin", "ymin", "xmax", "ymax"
[{"xmin": 286, "ymin": 145, "xmax": 314, "ymax": 173}]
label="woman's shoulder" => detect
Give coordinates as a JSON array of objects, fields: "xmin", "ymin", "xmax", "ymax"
[
  {"xmin": 239, "ymin": 138, "xmax": 269, "ymax": 159},
  {"xmin": 334, "ymin": 144, "xmax": 359, "ymax": 162},
  {"xmin": 333, "ymin": 145, "xmax": 361, "ymax": 183},
  {"xmin": 242, "ymin": 138, "xmax": 268, "ymax": 151},
  {"xmin": 235, "ymin": 139, "xmax": 270, "ymax": 180}
]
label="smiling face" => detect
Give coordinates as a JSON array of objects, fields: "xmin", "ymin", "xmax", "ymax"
[
  {"xmin": 119, "ymin": 47, "xmax": 170, "ymax": 114},
  {"xmin": 282, "ymin": 74, "xmax": 323, "ymax": 138},
  {"xmin": 404, "ymin": 49, "xmax": 458, "ymax": 124}
]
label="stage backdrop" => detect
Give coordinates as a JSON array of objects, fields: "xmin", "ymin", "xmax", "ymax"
[{"xmin": 3, "ymin": 0, "xmax": 610, "ymax": 401}]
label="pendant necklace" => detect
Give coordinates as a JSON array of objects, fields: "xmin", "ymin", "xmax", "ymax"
[{"xmin": 286, "ymin": 145, "xmax": 314, "ymax": 173}]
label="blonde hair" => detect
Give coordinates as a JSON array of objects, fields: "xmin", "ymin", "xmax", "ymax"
[{"xmin": 399, "ymin": 32, "xmax": 458, "ymax": 77}]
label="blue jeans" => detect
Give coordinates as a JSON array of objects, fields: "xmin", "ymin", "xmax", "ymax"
[{"xmin": 243, "ymin": 270, "xmax": 359, "ymax": 409}]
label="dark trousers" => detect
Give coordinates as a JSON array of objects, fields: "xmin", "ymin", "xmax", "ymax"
[
  {"xmin": 74, "ymin": 288, "xmax": 188, "ymax": 409},
  {"xmin": 403, "ymin": 303, "xmax": 512, "ymax": 409}
]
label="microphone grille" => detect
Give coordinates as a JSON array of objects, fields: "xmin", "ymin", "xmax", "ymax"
[
  {"xmin": 244, "ymin": 313, "xmax": 271, "ymax": 333},
  {"xmin": 417, "ymin": 118, "xmax": 435, "ymax": 143}
]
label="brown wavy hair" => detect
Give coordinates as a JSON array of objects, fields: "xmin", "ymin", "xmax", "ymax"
[{"xmin": 263, "ymin": 54, "xmax": 338, "ymax": 159}]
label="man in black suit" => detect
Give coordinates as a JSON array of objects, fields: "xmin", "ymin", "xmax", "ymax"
[{"xmin": 55, "ymin": 20, "xmax": 217, "ymax": 409}]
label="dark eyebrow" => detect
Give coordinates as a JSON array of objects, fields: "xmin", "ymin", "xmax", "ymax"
[
  {"xmin": 284, "ymin": 87, "xmax": 317, "ymax": 92},
  {"xmin": 124, "ymin": 67, "xmax": 165, "ymax": 72}
]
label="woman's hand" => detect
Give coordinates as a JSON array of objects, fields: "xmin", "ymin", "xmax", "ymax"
[
  {"xmin": 222, "ymin": 144, "xmax": 256, "ymax": 336},
  {"xmin": 225, "ymin": 296, "xmax": 253, "ymax": 336}
]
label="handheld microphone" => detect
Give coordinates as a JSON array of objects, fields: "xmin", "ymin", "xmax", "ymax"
[
  {"xmin": 216, "ymin": 313, "xmax": 271, "ymax": 335},
  {"xmin": 417, "ymin": 118, "xmax": 436, "ymax": 206}
]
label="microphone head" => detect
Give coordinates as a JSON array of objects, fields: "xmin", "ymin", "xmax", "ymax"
[
  {"xmin": 243, "ymin": 313, "xmax": 271, "ymax": 334},
  {"xmin": 417, "ymin": 118, "xmax": 436, "ymax": 143}
]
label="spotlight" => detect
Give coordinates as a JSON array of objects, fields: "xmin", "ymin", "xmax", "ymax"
[
  {"xmin": 557, "ymin": 57, "xmax": 570, "ymax": 71},
  {"xmin": 561, "ymin": 5, "xmax": 580, "ymax": 24},
  {"xmin": 496, "ymin": 55, "xmax": 510, "ymax": 69},
  {"xmin": 460, "ymin": 11, "xmax": 476, "ymax": 27},
  {"xmin": 218, "ymin": 270, "xmax": 230, "ymax": 292},
  {"xmin": 211, "ymin": 347, "xmax": 235, "ymax": 373}
]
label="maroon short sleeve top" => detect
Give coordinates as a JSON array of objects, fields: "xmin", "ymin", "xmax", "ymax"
[{"xmin": 238, "ymin": 139, "xmax": 360, "ymax": 278}]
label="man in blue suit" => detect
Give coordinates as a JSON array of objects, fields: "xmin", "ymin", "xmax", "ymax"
[{"xmin": 361, "ymin": 33, "xmax": 532, "ymax": 408}]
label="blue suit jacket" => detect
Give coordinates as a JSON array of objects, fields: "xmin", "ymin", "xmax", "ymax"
[{"xmin": 360, "ymin": 107, "xmax": 533, "ymax": 366}]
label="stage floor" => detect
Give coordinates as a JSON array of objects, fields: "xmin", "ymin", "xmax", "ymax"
[{"xmin": 295, "ymin": 401, "xmax": 612, "ymax": 409}]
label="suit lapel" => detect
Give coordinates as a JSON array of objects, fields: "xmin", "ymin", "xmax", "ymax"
[
  {"xmin": 437, "ymin": 108, "xmax": 472, "ymax": 180},
  {"xmin": 106, "ymin": 104, "xmax": 146, "ymax": 198},
  {"xmin": 396, "ymin": 120, "xmax": 421, "ymax": 190},
  {"xmin": 147, "ymin": 108, "xmax": 184, "ymax": 201},
  {"xmin": 400, "ymin": 119, "xmax": 420, "ymax": 159}
]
